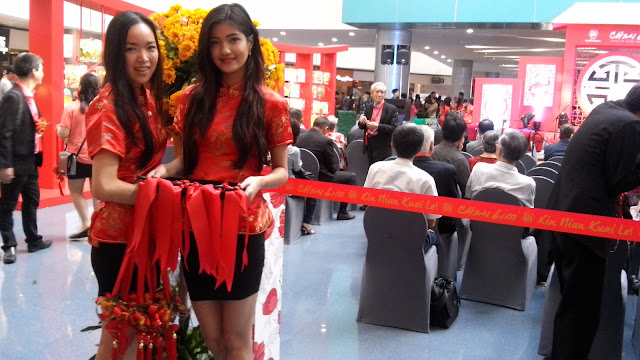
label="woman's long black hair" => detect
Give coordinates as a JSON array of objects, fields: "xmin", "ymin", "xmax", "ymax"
[
  {"xmin": 182, "ymin": 3, "xmax": 267, "ymax": 176},
  {"xmin": 102, "ymin": 11, "xmax": 166, "ymax": 170},
  {"xmin": 78, "ymin": 73, "xmax": 100, "ymax": 114}
]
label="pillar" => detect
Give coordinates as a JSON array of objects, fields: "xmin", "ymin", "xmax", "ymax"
[
  {"xmin": 451, "ymin": 60, "xmax": 473, "ymax": 99},
  {"xmin": 30, "ymin": 0, "xmax": 65, "ymax": 189},
  {"xmin": 373, "ymin": 30, "xmax": 412, "ymax": 98}
]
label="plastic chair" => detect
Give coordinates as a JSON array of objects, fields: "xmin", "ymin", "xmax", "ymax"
[
  {"xmin": 299, "ymin": 149, "xmax": 333, "ymax": 225},
  {"xmin": 547, "ymin": 156, "xmax": 564, "ymax": 164},
  {"xmin": 357, "ymin": 207, "xmax": 438, "ymax": 333},
  {"xmin": 459, "ymin": 188, "xmax": 537, "ymax": 310},
  {"xmin": 469, "ymin": 148, "xmax": 484, "ymax": 157},
  {"xmin": 527, "ymin": 167, "xmax": 558, "ymax": 182},
  {"xmin": 283, "ymin": 195, "xmax": 305, "ymax": 244},
  {"xmin": 515, "ymin": 160, "xmax": 526, "ymax": 174},
  {"xmin": 461, "ymin": 151, "xmax": 472, "ymax": 160},
  {"xmin": 539, "ymin": 161, "xmax": 561, "ymax": 172},
  {"xmin": 531, "ymin": 175, "xmax": 555, "ymax": 283}
]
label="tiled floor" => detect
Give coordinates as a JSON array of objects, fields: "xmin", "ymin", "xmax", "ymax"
[{"xmin": 0, "ymin": 202, "xmax": 636, "ymax": 359}]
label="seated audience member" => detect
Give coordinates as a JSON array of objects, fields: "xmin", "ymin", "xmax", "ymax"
[
  {"xmin": 287, "ymin": 118, "xmax": 317, "ymax": 235},
  {"xmin": 466, "ymin": 119, "xmax": 494, "ymax": 153},
  {"xmin": 365, "ymin": 125, "xmax": 441, "ymax": 251},
  {"xmin": 297, "ymin": 116, "xmax": 356, "ymax": 220},
  {"xmin": 466, "ymin": 129, "xmax": 536, "ymax": 208},
  {"xmin": 543, "ymin": 123, "xmax": 574, "ymax": 160},
  {"xmin": 468, "ymin": 130, "xmax": 500, "ymax": 171},
  {"xmin": 326, "ymin": 115, "xmax": 347, "ymax": 170},
  {"xmin": 414, "ymin": 125, "xmax": 460, "ymax": 235},
  {"xmin": 432, "ymin": 111, "xmax": 470, "ymax": 197},
  {"xmin": 290, "ymin": 108, "xmax": 306, "ymax": 139}
]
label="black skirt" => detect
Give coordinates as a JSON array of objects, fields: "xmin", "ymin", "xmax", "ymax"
[{"xmin": 183, "ymin": 232, "xmax": 265, "ymax": 301}]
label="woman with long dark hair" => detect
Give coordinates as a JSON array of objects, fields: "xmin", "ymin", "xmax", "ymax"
[
  {"xmin": 84, "ymin": 10, "xmax": 168, "ymax": 360},
  {"xmin": 57, "ymin": 73, "xmax": 100, "ymax": 239},
  {"xmin": 439, "ymin": 96, "xmax": 452, "ymax": 127},
  {"xmin": 149, "ymin": 4, "xmax": 292, "ymax": 359}
]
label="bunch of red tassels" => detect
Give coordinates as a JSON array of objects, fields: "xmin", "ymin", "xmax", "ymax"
[{"xmin": 96, "ymin": 178, "xmax": 248, "ymax": 360}]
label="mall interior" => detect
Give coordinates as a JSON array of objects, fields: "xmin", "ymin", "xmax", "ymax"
[{"xmin": 1, "ymin": 0, "xmax": 640, "ymax": 359}]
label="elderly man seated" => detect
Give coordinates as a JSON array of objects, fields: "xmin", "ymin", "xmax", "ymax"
[
  {"xmin": 466, "ymin": 119, "xmax": 494, "ymax": 153},
  {"xmin": 466, "ymin": 129, "xmax": 536, "ymax": 208},
  {"xmin": 365, "ymin": 125, "xmax": 441, "ymax": 251}
]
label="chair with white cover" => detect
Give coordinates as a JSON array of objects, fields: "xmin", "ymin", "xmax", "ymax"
[
  {"xmin": 436, "ymin": 229, "xmax": 458, "ymax": 280},
  {"xmin": 459, "ymin": 188, "xmax": 537, "ymax": 310},
  {"xmin": 346, "ymin": 140, "xmax": 369, "ymax": 187},
  {"xmin": 357, "ymin": 207, "xmax": 438, "ymax": 333},
  {"xmin": 299, "ymin": 149, "xmax": 333, "ymax": 225},
  {"xmin": 538, "ymin": 241, "xmax": 628, "ymax": 359}
]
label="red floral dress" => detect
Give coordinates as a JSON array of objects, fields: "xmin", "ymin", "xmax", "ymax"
[
  {"xmin": 85, "ymin": 83, "xmax": 168, "ymax": 246},
  {"xmin": 174, "ymin": 83, "xmax": 293, "ymax": 235}
]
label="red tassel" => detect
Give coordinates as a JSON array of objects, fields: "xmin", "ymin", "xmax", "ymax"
[
  {"xmin": 146, "ymin": 342, "xmax": 152, "ymax": 360},
  {"xmin": 155, "ymin": 337, "xmax": 163, "ymax": 360},
  {"xmin": 112, "ymin": 340, "xmax": 119, "ymax": 360},
  {"xmin": 137, "ymin": 341, "xmax": 144, "ymax": 360}
]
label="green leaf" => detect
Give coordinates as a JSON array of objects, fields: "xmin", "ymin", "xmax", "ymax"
[{"xmin": 80, "ymin": 325, "xmax": 102, "ymax": 332}]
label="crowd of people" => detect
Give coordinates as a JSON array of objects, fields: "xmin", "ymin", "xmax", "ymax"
[{"xmin": 1, "ymin": 3, "xmax": 639, "ymax": 358}]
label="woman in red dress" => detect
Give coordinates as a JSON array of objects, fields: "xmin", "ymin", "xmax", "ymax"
[
  {"xmin": 439, "ymin": 96, "xmax": 452, "ymax": 127},
  {"xmin": 149, "ymin": 4, "xmax": 292, "ymax": 359},
  {"xmin": 85, "ymin": 11, "xmax": 168, "ymax": 360}
]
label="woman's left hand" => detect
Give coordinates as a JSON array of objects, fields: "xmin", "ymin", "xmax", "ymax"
[{"xmin": 239, "ymin": 176, "xmax": 264, "ymax": 202}]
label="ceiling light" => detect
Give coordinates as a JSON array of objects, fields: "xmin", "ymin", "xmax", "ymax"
[
  {"xmin": 348, "ymin": 32, "xmax": 355, "ymax": 36},
  {"xmin": 447, "ymin": 59, "xmax": 452, "ymax": 62},
  {"xmin": 499, "ymin": 64, "xmax": 519, "ymax": 67},
  {"xmin": 272, "ymin": 37, "xmax": 278, "ymax": 42},
  {"xmin": 441, "ymin": 55, "xmax": 446, "ymax": 58},
  {"xmin": 476, "ymin": 48, "xmax": 564, "ymax": 53},
  {"xmin": 517, "ymin": 36, "xmax": 565, "ymax": 42},
  {"xmin": 424, "ymin": 46, "xmax": 430, "ymax": 50},
  {"xmin": 280, "ymin": 31, "xmax": 286, "ymax": 35},
  {"xmin": 466, "ymin": 28, "xmax": 474, "ymax": 34},
  {"xmin": 465, "ymin": 45, "xmax": 522, "ymax": 49},
  {"xmin": 332, "ymin": 38, "xmax": 338, "ymax": 42},
  {"xmin": 434, "ymin": 51, "xmax": 439, "ymax": 54},
  {"xmin": 318, "ymin": 42, "xmax": 324, "ymax": 46}
]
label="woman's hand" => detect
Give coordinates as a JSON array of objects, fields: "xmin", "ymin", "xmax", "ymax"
[
  {"xmin": 239, "ymin": 176, "xmax": 264, "ymax": 202},
  {"xmin": 147, "ymin": 164, "xmax": 168, "ymax": 178}
]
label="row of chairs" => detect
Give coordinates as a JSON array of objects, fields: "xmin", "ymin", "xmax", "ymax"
[{"xmin": 461, "ymin": 150, "xmax": 540, "ymax": 175}]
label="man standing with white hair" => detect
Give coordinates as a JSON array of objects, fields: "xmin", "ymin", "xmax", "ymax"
[{"xmin": 358, "ymin": 82, "xmax": 398, "ymax": 165}]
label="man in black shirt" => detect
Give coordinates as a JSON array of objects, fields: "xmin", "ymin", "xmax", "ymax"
[
  {"xmin": 297, "ymin": 117, "xmax": 356, "ymax": 220},
  {"xmin": 548, "ymin": 84, "xmax": 640, "ymax": 359}
]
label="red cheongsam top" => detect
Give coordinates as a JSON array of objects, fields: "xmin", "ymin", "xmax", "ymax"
[
  {"xmin": 174, "ymin": 83, "xmax": 293, "ymax": 235},
  {"xmin": 85, "ymin": 83, "xmax": 169, "ymax": 246}
]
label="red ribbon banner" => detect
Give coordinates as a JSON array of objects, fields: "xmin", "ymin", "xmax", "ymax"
[{"xmin": 274, "ymin": 178, "xmax": 640, "ymax": 242}]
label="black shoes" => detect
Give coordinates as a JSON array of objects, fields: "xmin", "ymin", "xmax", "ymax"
[
  {"xmin": 337, "ymin": 212, "xmax": 355, "ymax": 220},
  {"xmin": 27, "ymin": 239, "xmax": 53, "ymax": 253},
  {"xmin": 3, "ymin": 247, "xmax": 16, "ymax": 264},
  {"xmin": 69, "ymin": 228, "xmax": 89, "ymax": 240}
]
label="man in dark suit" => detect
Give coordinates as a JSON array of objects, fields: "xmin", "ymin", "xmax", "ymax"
[
  {"xmin": 297, "ymin": 116, "xmax": 356, "ymax": 220},
  {"xmin": 358, "ymin": 82, "xmax": 398, "ymax": 165},
  {"xmin": 0, "ymin": 52, "xmax": 52, "ymax": 264},
  {"xmin": 413, "ymin": 125, "xmax": 460, "ymax": 235},
  {"xmin": 543, "ymin": 124, "xmax": 574, "ymax": 161}
]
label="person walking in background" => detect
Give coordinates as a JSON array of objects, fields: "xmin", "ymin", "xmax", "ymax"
[
  {"xmin": 0, "ymin": 65, "xmax": 17, "ymax": 101},
  {"xmin": 57, "ymin": 73, "xmax": 101, "ymax": 240},
  {"xmin": 0, "ymin": 52, "xmax": 51, "ymax": 265},
  {"xmin": 85, "ymin": 11, "xmax": 169, "ymax": 359},
  {"xmin": 358, "ymin": 81, "xmax": 398, "ymax": 165},
  {"xmin": 148, "ymin": 4, "xmax": 293, "ymax": 359}
]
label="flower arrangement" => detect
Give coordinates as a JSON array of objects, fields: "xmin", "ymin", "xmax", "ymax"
[{"xmin": 150, "ymin": 4, "xmax": 284, "ymax": 117}]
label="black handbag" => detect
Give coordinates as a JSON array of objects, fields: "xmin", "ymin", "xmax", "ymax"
[
  {"xmin": 58, "ymin": 138, "xmax": 86, "ymax": 176},
  {"xmin": 430, "ymin": 277, "xmax": 460, "ymax": 328},
  {"xmin": 292, "ymin": 168, "xmax": 315, "ymax": 181}
]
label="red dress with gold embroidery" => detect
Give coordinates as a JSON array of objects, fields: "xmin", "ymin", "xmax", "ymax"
[
  {"xmin": 85, "ymin": 84, "xmax": 168, "ymax": 246},
  {"xmin": 174, "ymin": 83, "xmax": 292, "ymax": 235}
]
